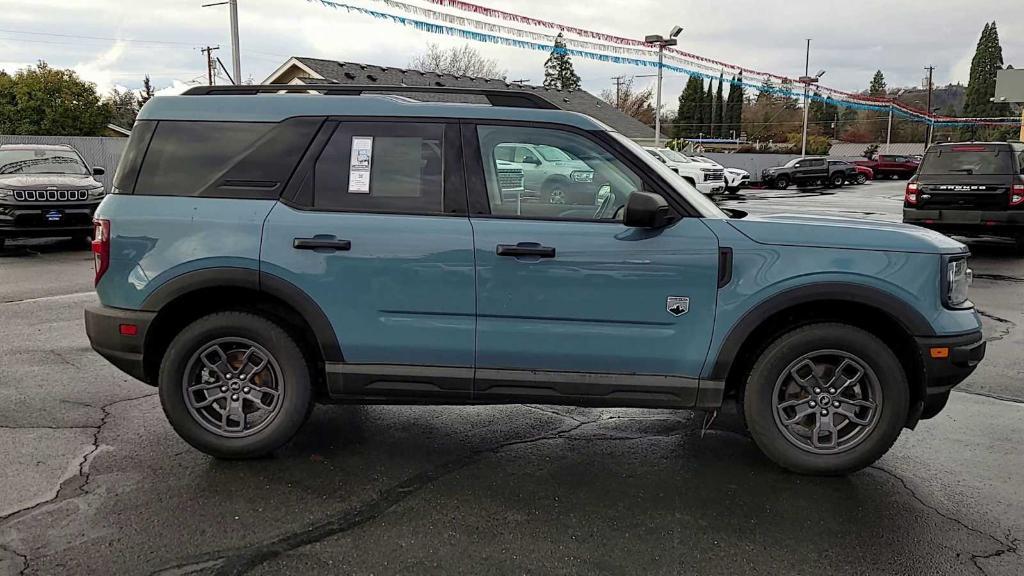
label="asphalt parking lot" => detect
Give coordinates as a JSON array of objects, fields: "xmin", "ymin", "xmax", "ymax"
[{"xmin": 1, "ymin": 179, "xmax": 1021, "ymax": 575}]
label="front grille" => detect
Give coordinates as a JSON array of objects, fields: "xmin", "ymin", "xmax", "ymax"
[
  {"xmin": 703, "ymin": 170, "xmax": 724, "ymax": 182},
  {"xmin": 12, "ymin": 189, "xmax": 90, "ymax": 202},
  {"xmin": 497, "ymin": 169, "xmax": 524, "ymax": 190}
]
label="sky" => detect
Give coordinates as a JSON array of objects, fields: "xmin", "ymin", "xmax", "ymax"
[{"xmin": 0, "ymin": 0, "xmax": 1020, "ymax": 103}]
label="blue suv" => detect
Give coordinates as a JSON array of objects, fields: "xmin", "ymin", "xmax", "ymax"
[{"xmin": 85, "ymin": 85, "xmax": 985, "ymax": 475}]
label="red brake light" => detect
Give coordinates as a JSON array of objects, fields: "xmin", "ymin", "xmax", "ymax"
[
  {"xmin": 92, "ymin": 219, "xmax": 110, "ymax": 285},
  {"xmin": 905, "ymin": 181, "xmax": 919, "ymax": 205},
  {"xmin": 1011, "ymin": 181, "xmax": 1024, "ymax": 206},
  {"xmin": 951, "ymin": 145, "xmax": 987, "ymax": 152}
]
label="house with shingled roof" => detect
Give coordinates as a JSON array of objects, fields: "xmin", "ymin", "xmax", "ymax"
[{"xmin": 264, "ymin": 57, "xmax": 664, "ymax": 144}]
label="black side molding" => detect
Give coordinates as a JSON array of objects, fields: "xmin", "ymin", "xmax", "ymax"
[{"xmin": 718, "ymin": 247, "xmax": 733, "ymax": 288}]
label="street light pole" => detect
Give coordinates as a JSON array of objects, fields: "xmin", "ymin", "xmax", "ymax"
[
  {"xmin": 229, "ymin": 0, "xmax": 241, "ymax": 85},
  {"xmin": 886, "ymin": 104, "xmax": 893, "ymax": 154},
  {"xmin": 798, "ymin": 39, "xmax": 823, "ymax": 157},
  {"xmin": 646, "ymin": 26, "xmax": 682, "ymax": 147},
  {"xmin": 924, "ymin": 65, "xmax": 935, "ymax": 148},
  {"xmin": 203, "ymin": 0, "xmax": 242, "ymax": 85}
]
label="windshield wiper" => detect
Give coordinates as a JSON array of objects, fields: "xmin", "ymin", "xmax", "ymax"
[{"xmin": 947, "ymin": 168, "xmax": 974, "ymax": 174}]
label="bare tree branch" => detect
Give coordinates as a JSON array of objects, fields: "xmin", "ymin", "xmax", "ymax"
[{"xmin": 409, "ymin": 43, "xmax": 507, "ymax": 80}]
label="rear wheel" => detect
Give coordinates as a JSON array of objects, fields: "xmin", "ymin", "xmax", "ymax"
[
  {"xmin": 743, "ymin": 323, "xmax": 908, "ymax": 475},
  {"xmin": 159, "ymin": 312, "xmax": 314, "ymax": 458},
  {"xmin": 542, "ymin": 179, "xmax": 569, "ymax": 204},
  {"xmin": 829, "ymin": 173, "xmax": 845, "ymax": 188},
  {"xmin": 855, "ymin": 174, "xmax": 868, "ymax": 185}
]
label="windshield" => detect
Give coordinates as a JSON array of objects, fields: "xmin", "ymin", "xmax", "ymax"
[
  {"xmin": 919, "ymin": 147, "xmax": 1014, "ymax": 175},
  {"xmin": 613, "ymin": 133, "xmax": 728, "ymax": 218},
  {"xmin": 536, "ymin": 145, "xmax": 573, "ymax": 162},
  {"xmin": 657, "ymin": 148, "xmax": 691, "ymax": 163},
  {"xmin": 0, "ymin": 149, "xmax": 89, "ymax": 175},
  {"xmin": 783, "ymin": 158, "xmax": 802, "ymax": 167}
]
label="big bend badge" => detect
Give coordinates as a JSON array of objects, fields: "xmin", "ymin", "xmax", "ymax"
[{"xmin": 666, "ymin": 296, "xmax": 689, "ymax": 317}]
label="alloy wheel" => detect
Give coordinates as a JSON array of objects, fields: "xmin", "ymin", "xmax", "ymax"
[
  {"xmin": 182, "ymin": 337, "xmax": 285, "ymax": 438},
  {"xmin": 772, "ymin": 350, "xmax": 882, "ymax": 454}
]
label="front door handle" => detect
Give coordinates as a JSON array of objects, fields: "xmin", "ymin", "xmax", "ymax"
[
  {"xmin": 496, "ymin": 243, "xmax": 555, "ymax": 258},
  {"xmin": 293, "ymin": 237, "xmax": 352, "ymax": 252}
]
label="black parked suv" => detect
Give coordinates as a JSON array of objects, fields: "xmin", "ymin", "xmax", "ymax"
[
  {"xmin": 904, "ymin": 142, "xmax": 1024, "ymax": 251},
  {"xmin": 761, "ymin": 157, "xmax": 851, "ymax": 189},
  {"xmin": 0, "ymin": 144, "xmax": 106, "ymax": 250}
]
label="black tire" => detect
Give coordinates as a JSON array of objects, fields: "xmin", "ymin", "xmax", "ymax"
[
  {"xmin": 774, "ymin": 176, "xmax": 790, "ymax": 190},
  {"xmin": 743, "ymin": 323, "xmax": 909, "ymax": 475},
  {"xmin": 159, "ymin": 311, "xmax": 314, "ymax": 459},
  {"xmin": 542, "ymin": 178, "xmax": 569, "ymax": 204},
  {"xmin": 829, "ymin": 173, "xmax": 845, "ymax": 188},
  {"xmin": 855, "ymin": 174, "xmax": 868, "ymax": 185},
  {"xmin": 0, "ymin": 237, "xmax": 5, "ymax": 252}
]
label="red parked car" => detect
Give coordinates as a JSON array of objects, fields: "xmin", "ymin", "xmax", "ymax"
[
  {"xmin": 853, "ymin": 154, "xmax": 919, "ymax": 179},
  {"xmin": 852, "ymin": 165, "xmax": 874, "ymax": 184}
]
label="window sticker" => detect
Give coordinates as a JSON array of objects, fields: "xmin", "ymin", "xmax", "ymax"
[{"xmin": 349, "ymin": 136, "xmax": 373, "ymax": 193}]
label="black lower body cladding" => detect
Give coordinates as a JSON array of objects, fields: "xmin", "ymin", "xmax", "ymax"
[{"xmin": 904, "ymin": 208, "xmax": 1024, "ymax": 241}]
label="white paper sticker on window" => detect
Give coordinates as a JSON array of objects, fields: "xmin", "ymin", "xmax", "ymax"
[{"xmin": 349, "ymin": 136, "xmax": 373, "ymax": 193}]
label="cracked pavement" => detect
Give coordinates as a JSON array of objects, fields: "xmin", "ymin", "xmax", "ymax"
[{"xmin": 1, "ymin": 180, "xmax": 1022, "ymax": 575}]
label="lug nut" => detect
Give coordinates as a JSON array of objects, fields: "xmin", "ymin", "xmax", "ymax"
[
  {"xmin": 220, "ymin": 386, "xmax": 228, "ymax": 393},
  {"xmin": 239, "ymin": 374, "xmax": 246, "ymax": 381},
  {"xmin": 243, "ymin": 387, "xmax": 250, "ymax": 394},
  {"xmin": 809, "ymin": 401, "xmax": 817, "ymax": 408},
  {"xmin": 820, "ymin": 409, "xmax": 829, "ymax": 416},
  {"xmin": 227, "ymin": 374, "xmax": 234, "ymax": 379},
  {"xmin": 829, "ymin": 388, "xmax": 836, "ymax": 394},
  {"xmin": 231, "ymin": 394, "xmax": 239, "ymax": 401},
  {"xmin": 814, "ymin": 388, "xmax": 821, "ymax": 394},
  {"xmin": 833, "ymin": 402, "xmax": 841, "ymax": 409}
]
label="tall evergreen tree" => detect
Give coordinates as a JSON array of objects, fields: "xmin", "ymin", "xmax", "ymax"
[
  {"xmin": 712, "ymin": 75, "xmax": 725, "ymax": 138},
  {"xmin": 674, "ymin": 76, "xmax": 704, "ymax": 139},
  {"xmin": 542, "ymin": 33, "xmax": 581, "ymax": 91},
  {"xmin": 702, "ymin": 81, "xmax": 714, "ymax": 136},
  {"xmin": 963, "ymin": 22, "xmax": 1011, "ymax": 118},
  {"xmin": 139, "ymin": 74, "xmax": 156, "ymax": 107},
  {"xmin": 726, "ymin": 74, "xmax": 744, "ymax": 138},
  {"xmin": 869, "ymin": 70, "xmax": 887, "ymax": 97}
]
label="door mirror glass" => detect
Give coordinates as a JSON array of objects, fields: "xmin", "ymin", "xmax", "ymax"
[
  {"xmin": 623, "ymin": 191, "xmax": 671, "ymax": 228},
  {"xmin": 92, "ymin": 166, "xmax": 105, "ymax": 176},
  {"xmin": 521, "ymin": 155, "xmax": 540, "ymax": 165}
]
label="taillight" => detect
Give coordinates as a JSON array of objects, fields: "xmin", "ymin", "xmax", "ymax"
[
  {"xmin": 905, "ymin": 181, "xmax": 919, "ymax": 205},
  {"xmin": 1011, "ymin": 180, "xmax": 1024, "ymax": 207},
  {"xmin": 92, "ymin": 218, "xmax": 110, "ymax": 285}
]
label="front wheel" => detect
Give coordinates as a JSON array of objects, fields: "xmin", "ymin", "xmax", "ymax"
[
  {"xmin": 855, "ymin": 174, "xmax": 868, "ymax": 185},
  {"xmin": 159, "ymin": 311, "xmax": 314, "ymax": 458},
  {"xmin": 743, "ymin": 323, "xmax": 908, "ymax": 475},
  {"xmin": 774, "ymin": 176, "xmax": 790, "ymax": 190}
]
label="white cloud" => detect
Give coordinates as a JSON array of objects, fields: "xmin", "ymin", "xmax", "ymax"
[{"xmin": 72, "ymin": 40, "xmax": 127, "ymax": 94}]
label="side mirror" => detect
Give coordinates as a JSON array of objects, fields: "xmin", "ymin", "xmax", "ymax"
[
  {"xmin": 521, "ymin": 155, "xmax": 539, "ymax": 165},
  {"xmin": 92, "ymin": 166, "xmax": 106, "ymax": 176},
  {"xmin": 623, "ymin": 191, "xmax": 671, "ymax": 229}
]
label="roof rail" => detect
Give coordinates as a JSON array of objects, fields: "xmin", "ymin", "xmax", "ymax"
[{"xmin": 180, "ymin": 84, "xmax": 560, "ymax": 110}]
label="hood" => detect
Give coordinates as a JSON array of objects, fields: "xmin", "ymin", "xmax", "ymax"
[
  {"xmin": 665, "ymin": 159, "xmax": 719, "ymax": 171},
  {"xmin": 549, "ymin": 160, "xmax": 592, "ymax": 172},
  {"xmin": 495, "ymin": 160, "xmax": 522, "ymax": 171},
  {"xmin": 727, "ymin": 213, "xmax": 966, "ymax": 254},
  {"xmin": 0, "ymin": 173, "xmax": 101, "ymax": 189},
  {"xmin": 725, "ymin": 167, "xmax": 749, "ymax": 176}
]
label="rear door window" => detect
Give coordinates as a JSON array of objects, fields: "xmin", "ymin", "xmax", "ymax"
[
  {"xmin": 919, "ymin": 146, "xmax": 1014, "ymax": 175},
  {"xmin": 314, "ymin": 122, "xmax": 444, "ymax": 214}
]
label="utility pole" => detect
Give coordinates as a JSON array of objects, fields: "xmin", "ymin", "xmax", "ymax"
[
  {"xmin": 611, "ymin": 75, "xmax": 626, "ymax": 108},
  {"xmin": 886, "ymin": 103, "xmax": 893, "ymax": 153},
  {"xmin": 924, "ymin": 66, "xmax": 935, "ymax": 148},
  {"xmin": 646, "ymin": 26, "xmax": 682, "ymax": 146},
  {"xmin": 511, "ymin": 78, "xmax": 530, "ymax": 85},
  {"xmin": 201, "ymin": 46, "xmax": 220, "ymax": 86},
  {"xmin": 203, "ymin": 0, "xmax": 241, "ymax": 84}
]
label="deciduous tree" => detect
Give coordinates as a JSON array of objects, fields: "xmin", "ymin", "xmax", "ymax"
[
  {"xmin": 0, "ymin": 61, "xmax": 113, "ymax": 136},
  {"xmin": 410, "ymin": 43, "xmax": 506, "ymax": 79}
]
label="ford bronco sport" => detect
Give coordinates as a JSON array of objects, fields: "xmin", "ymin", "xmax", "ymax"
[
  {"xmin": 0, "ymin": 144, "xmax": 106, "ymax": 250},
  {"xmin": 85, "ymin": 85, "xmax": 985, "ymax": 475},
  {"xmin": 904, "ymin": 141, "xmax": 1024, "ymax": 252}
]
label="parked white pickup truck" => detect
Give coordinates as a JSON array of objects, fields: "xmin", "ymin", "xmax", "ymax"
[{"xmin": 643, "ymin": 147, "xmax": 724, "ymax": 195}]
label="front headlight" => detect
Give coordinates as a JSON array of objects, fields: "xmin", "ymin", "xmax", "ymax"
[
  {"xmin": 945, "ymin": 257, "xmax": 973, "ymax": 309},
  {"xmin": 0, "ymin": 188, "xmax": 11, "ymax": 200},
  {"xmin": 570, "ymin": 170, "xmax": 593, "ymax": 183},
  {"xmin": 88, "ymin": 186, "xmax": 105, "ymax": 199}
]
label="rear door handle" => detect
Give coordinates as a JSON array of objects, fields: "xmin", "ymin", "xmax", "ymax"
[
  {"xmin": 496, "ymin": 243, "xmax": 555, "ymax": 258},
  {"xmin": 293, "ymin": 237, "xmax": 352, "ymax": 252}
]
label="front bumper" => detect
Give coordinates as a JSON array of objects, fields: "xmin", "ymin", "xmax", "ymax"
[
  {"xmin": 904, "ymin": 208, "xmax": 1024, "ymax": 237},
  {"xmin": 913, "ymin": 329, "xmax": 986, "ymax": 420},
  {"xmin": 694, "ymin": 181, "xmax": 725, "ymax": 195},
  {"xmin": 85, "ymin": 304, "xmax": 156, "ymax": 384},
  {"xmin": 0, "ymin": 202, "xmax": 99, "ymax": 237}
]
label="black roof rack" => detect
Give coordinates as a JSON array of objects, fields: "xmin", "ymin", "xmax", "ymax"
[{"xmin": 180, "ymin": 84, "xmax": 560, "ymax": 110}]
